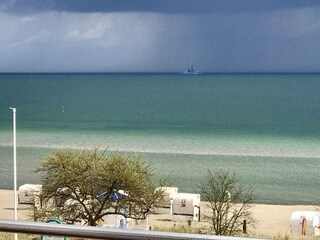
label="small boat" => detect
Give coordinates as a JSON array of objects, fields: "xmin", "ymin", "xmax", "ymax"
[{"xmin": 182, "ymin": 65, "xmax": 199, "ymax": 75}]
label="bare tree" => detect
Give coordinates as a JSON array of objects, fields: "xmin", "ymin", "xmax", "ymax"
[
  {"xmin": 199, "ymin": 170, "xmax": 255, "ymax": 236},
  {"xmin": 35, "ymin": 148, "xmax": 166, "ymax": 226}
]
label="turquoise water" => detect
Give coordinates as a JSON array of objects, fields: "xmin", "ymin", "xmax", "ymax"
[{"xmin": 0, "ymin": 73, "xmax": 319, "ymax": 204}]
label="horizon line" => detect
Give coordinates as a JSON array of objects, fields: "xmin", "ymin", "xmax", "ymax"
[{"xmin": 1, "ymin": 71, "xmax": 320, "ymax": 75}]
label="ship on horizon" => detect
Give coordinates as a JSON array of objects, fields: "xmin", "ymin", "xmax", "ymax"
[{"xmin": 182, "ymin": 65, "xmax": 199, "ymax": 75}]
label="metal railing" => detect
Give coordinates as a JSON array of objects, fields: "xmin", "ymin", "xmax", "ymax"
[{"xmin": 0, "ymin": 220, "xmax": 268, "ymax": 240}]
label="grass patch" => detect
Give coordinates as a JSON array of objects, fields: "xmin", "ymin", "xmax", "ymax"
[{"xmin": 0, "ymin": 233, "xmax": 39, "ymax": 240}]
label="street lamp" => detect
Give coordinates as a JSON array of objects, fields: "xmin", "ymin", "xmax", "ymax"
[{"xmin": 10, "ymin": 107, "xmax": 17, "ymax": 240}]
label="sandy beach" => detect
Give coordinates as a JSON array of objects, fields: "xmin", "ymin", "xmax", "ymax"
[{"xmin": 0, "ymin": 189, "xmax": 317, "ymax": 236}]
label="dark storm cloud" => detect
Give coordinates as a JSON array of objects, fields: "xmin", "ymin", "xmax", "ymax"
[
  {"xmin": 3, "ymin": 0, "xmax": 320, "ymax": 14},
  {"xmin": 1, "ymin": 0, "xmax": 320, "ymax": 72}
]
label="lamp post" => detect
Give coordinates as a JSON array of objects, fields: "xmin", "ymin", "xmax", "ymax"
[{"xmin": 10, "ymin": 107, "xmax": 17, "ymax": 240}]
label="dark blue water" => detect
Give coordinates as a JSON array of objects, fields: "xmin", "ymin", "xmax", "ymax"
[{"xmin": 1, "ymin": 73, "xmax": 319, "ymax": 136}]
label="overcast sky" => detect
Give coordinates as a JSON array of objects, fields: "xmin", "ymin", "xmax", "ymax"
[{"xmin": 1, "ymin": 0, "xmax": 320, "ymax": 73}]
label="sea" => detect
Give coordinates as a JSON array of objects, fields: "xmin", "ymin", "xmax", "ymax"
[{"xmin": 0, "ymin": 73, "xmax": 319, "ymax": 205}]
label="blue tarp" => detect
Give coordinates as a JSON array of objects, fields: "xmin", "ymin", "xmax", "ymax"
[{"xmin": 97, "ymin": 191, "xmax": 128, "ymax": 201}]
